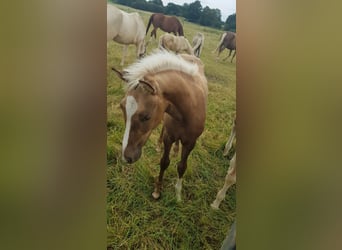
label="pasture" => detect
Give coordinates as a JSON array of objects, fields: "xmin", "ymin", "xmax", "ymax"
[{"xmin": 107, "ymin": 3, "xmax": 236, "ymax": 249}]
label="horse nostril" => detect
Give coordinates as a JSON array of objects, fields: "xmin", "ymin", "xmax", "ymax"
[{"xmin": 126, "ymin": 157, "xmax": 133, "ymax": 164}]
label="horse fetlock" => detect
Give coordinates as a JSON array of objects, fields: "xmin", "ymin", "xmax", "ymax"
[{"xmin": 210, "ymin": 201, "xmax": 220, "ymax": 209}]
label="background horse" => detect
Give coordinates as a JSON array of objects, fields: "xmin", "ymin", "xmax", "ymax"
[
  {"xmin": 211, "ymin": 119, "xmax": 236, "ymax": 209},
  {"xmin": 213, "ymin": 31, "xmax": 236, "ymax": 63},
  {"xmin": 113, "ymin": 51, "xmax": 207, "ymax": 202},
  {"xmin": 192, "ymin": 32, "xmax": 205, "ymax": 58},
  {"xmin": 159, "ymin": 33, "xmax": 194, "ymax": 55},
  {"xmin": 146, "ymin": 13, "xmax": 184, "ymax": 40},
  {"xmin": 107, "ymin": 4, "xmax": 146, "ymax": 65}
]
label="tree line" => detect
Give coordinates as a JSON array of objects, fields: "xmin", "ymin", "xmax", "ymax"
[{"xmin": 110, "ymin": 0, "xmax": 236, "ymax": 31}]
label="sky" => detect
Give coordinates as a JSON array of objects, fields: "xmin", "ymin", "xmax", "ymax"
[{"xmin": 161, "ymin": 0, "xmax": 236, "ymax": 21}]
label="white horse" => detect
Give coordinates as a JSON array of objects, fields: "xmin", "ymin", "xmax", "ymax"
[
  {"xmin": 192, "ymin": 32, "xmax": 204, "ymax": 58},
  {"xmin": 107, "ymin": 4, "xmax": 146, "ymax": 66},
  {"xmin": 158, "ymin": 33, "xmax": 194, "ymax": 55}
]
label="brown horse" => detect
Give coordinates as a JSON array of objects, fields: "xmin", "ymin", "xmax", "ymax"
[
  {"xmin": 112, "ymin": 51, "xmax": 207, "ymax": 201},
  {"xmin": 146, "ymin": 13, "xmax": 184, "ymax": 40},
  {"xmin": 213, "ymin": 31, "xmax": 236, "ymax": 63}
]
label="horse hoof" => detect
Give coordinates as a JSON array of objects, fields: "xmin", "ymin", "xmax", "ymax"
[
  {"xmin": 152, "ymin": 191, "xmax": 160, "ymax": 199},
  {"xmin": 210, "ymin": 203, "xmax": 219, "ymax": 210}
]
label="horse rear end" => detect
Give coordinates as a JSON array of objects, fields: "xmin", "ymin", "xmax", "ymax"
[
  {"xmin": 107, "ymin": 4, "xmax": 146, "ymax": 65},
  {"xmin": 192, "ymin": 32, "xmax": 204, "ymax": 58},
  {"xmin": 159, "ymin": 33, "xmax": 194, "ymax": 55},
  {"xmin": 107, "ymin": 4, "xmax": 122, "ymax": 42}
]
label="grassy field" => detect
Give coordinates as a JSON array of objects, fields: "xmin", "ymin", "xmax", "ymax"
[{"xmin": 107, "ymin": 3, "xmax": 236, "ymax": 249}]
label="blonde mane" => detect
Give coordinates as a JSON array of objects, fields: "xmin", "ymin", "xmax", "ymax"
[{"xmin": 123, "ymin": 50, "xmax": 199, "ymax": 90}]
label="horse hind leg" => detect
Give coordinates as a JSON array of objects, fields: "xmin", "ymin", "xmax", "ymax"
[
  {"xmin": 211, "ymin": 153, "xmax": 236, "ymax": 209},
  {"xmin": 120, "ymin": 45, "xmax": 128, "ymax": 66},
  {"xmin": 231, "ymin": 50, "xmax": 236, "ymax": 63}
]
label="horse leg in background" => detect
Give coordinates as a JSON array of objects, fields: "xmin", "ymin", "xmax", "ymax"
[
  {"xmin": 152, "ymin": 133, "xmax": 174, "ymax": 199},
  {"xmin": 211, "ymin": 153, "xmax": 236, "ymax": 209},
  {"xmin": 120, "ymin": 45, "xmax": 128, "ymax": 66},
  {"xmin": 223, "ymin": 122, "xmax": 236, "ymax": 156},
  {"xmin": 216, "ymin": 44, "xmax": 225, "ymax": 62},
  {"xmin": 223, "ymin": 50, "xmax": 233, "ymax": 61},
  {"xmin": 137, "ymin": 41, "xmax": 145, "ymax": 58},
  {"xmin": 230, "ymin": 50, "xmax": 236, "ymax": 63},
  {"xmin": 175, "ymin": 141, "xmax": 196, "ymax": 202}
]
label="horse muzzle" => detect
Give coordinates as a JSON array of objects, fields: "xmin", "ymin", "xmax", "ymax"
[{"xmin": 122, "ymin": 147, "xmax": 142, "ymax": 164}]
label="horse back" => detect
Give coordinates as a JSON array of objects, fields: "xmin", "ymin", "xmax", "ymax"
[{"xmin": 115, "ymin": 12, "xmax": 146, "ymax": 44}]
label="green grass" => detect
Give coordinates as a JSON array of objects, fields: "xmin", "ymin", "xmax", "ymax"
[{"xmin": 107, "ymin": 3, "xmax": 236, "ymax": 249}]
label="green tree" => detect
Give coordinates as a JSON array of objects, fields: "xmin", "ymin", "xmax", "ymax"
[
  {"xmin": 199, "ymin": 6, "xmax": 222, "ymax": 29},
  {"xmin": 224, "ymin": 13, "xmax": 236, "ymax": 32},
  {"xmin": 165, "ymin": 3, "xmax": 182, "ymax": 16},
  {"xmin": 149, "ymin": 0, "xmax": 163, "ymax": 7},
  {"xmin": 186, "ymin": 1, "xmax": 202, "ymax": 22}
]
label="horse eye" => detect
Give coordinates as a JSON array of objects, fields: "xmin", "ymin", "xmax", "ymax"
[{"xmin": 139, "ymin": 114, "xmax": 150, "ymax": 122}]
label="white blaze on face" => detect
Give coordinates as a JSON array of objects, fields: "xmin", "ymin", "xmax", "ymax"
[{"xmin": 122, "ymin": 96, "xmax": 138, "ymax": 155}]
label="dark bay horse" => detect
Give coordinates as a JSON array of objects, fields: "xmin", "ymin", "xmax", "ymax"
[
  {"xmin": 146, "ymin": 13, "xmax": 184, "ymax": 40},
  {"xmin": 112, "ymin": 51, "xmax": 207, "ymax": 201}
]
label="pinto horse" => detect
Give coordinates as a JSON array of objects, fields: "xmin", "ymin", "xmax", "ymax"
[
  {"xmin": 146, "ymin": 13, "xmax": 184, "ymax": 40},
  {"xmin": 107, "ymin": 4, "xmax": 146, "ymax": 65},
  {"xmin": 112, "ymin": 51, "xmax": 208, "ymax": 201}
]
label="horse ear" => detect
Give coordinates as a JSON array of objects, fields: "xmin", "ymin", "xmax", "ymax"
[
  {"xmin": 112, "ymin": 67, "xmax": 126, "ymax": 81},
  {"xmin": 138, "ymin": 79, "xmax": 156, "ymax": 95}
]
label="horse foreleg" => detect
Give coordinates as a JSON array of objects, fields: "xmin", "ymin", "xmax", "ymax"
[
  {"xmin": 152, "ymin": 134, "xmax": 174, "ymax": 200},
  {"xmin": 175, "ymin": 141, "xmax": 195, "ymax": 202},
  {"xmin": 121, "ymin": 45, "xmax": 128, "ymax": 66},
  {"xmin": 211, "ymin": 153, "xmax": 236, "ymax": 209},
  {"xmin": 223, "ymin": 50, "xmax": 233, "ymax": 61}
]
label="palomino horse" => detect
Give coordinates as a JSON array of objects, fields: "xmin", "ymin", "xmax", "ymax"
[
  {"xmin": 113, "ymin": 50, "xmax": 208, "ymax": 201},
  {"xmin": 159, "ymin": 33, "xmax": 194, "ymax": 55},
  {"xmin": 107, "ymin": 4, "xmax": 146, "ymax": 65},
  {"xmin": 146, "ymin": 13, "xmax": 184, "ymax": 40},
  {"xmin": 192, "ymin": 32, "xmax": 205, "ymax": 58},
  {"xmin": 213, "ymin": 31, "xmax": 236, "ymax": 63},
  {"xmin": 211, "ymin": 120, "xmax": 236, "ymax": 209}
]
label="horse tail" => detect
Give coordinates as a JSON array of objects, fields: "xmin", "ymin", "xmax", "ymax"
[
  {"xmin": 213, "ymin": 32, "xmax": 227, "ymax": 53},
  {"xmin": 146, "ymin": 14, "xmax": 154, "ymax": 35},
  {"xmin": 178, "ymin": 23, "xmax": 184, "ymax": 36},
  {"xmin": 192, "ymin": 38, "xmax": 202, "ymax": 57}
]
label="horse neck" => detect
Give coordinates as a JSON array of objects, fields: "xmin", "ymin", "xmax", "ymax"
[{"xmin": 156, "ymin": 72, "xmax": 206, "ymax": 122}]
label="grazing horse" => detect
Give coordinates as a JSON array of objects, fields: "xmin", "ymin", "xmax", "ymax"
[
  {"xmin": 192, "ymin": 32, "xmax": 205, "ymax": 58},
  {"xmin": 211, "ymin": 120, "xmax": 236, "ymax": 209},
  {"xmin": 113, "ymin": 51, "xmax": 208, "ymax": 201},
  {"xmin": 213, "ymin": 31, "xmax": 236, "ymax": 63},
  {"xmin": 107, "ymin": 4, "xmax": 146, "ymax": 65},
  {"xmin": 159, "ymin": 33, "xmax": 194, "ymax": 55},
  {"xmin": 146, "ymin": 13, "xmax": 184, "ymax": 40}
]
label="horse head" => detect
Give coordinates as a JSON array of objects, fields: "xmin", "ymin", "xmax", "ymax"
[{"xmin": 119, "ymin": 77, "xmax": 165, "ymax": 163}]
